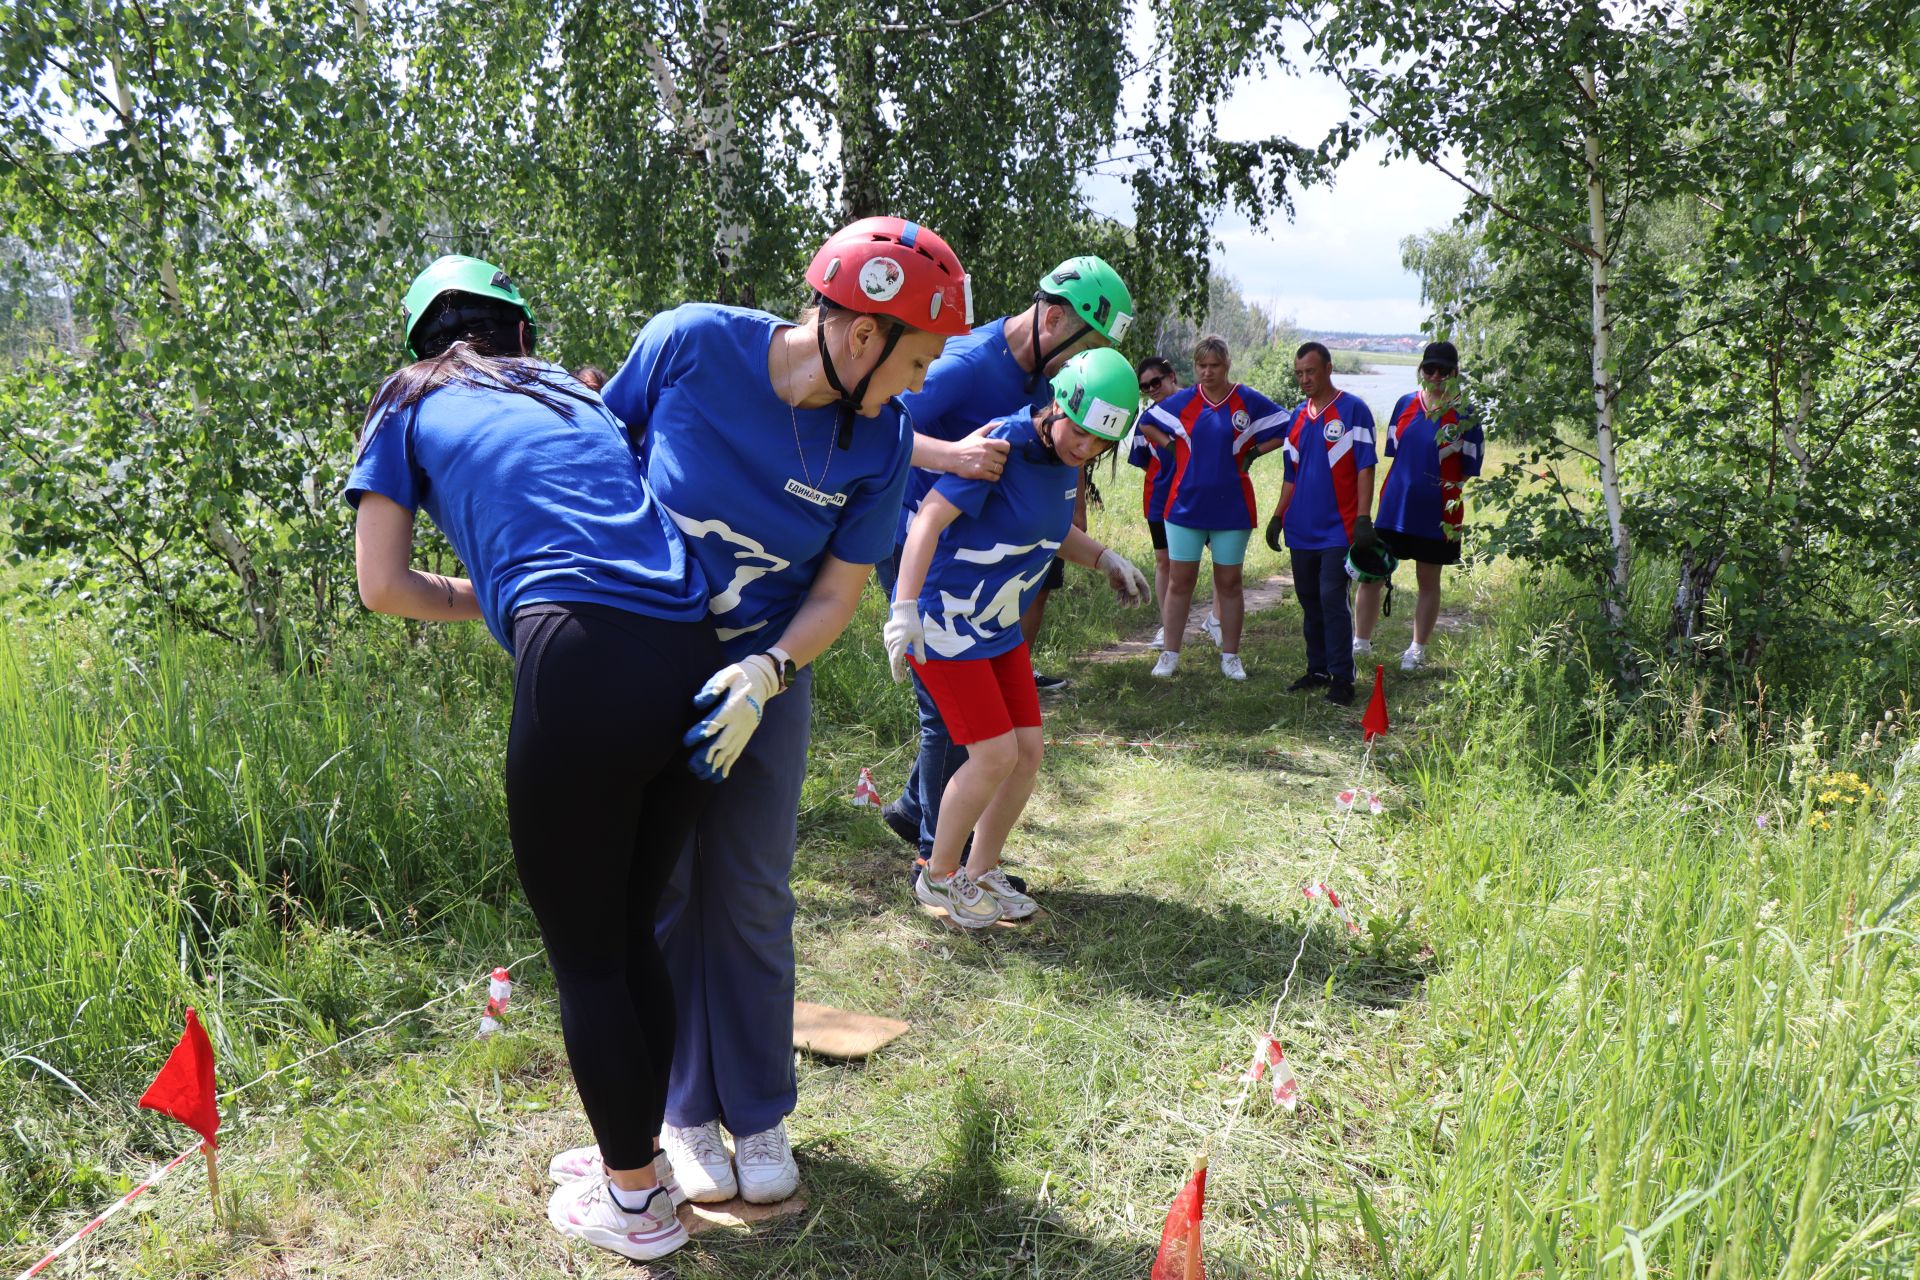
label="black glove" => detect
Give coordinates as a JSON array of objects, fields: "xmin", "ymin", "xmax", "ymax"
[
  {"xmin": 1351, "ymin": 514, "xmax": 1380, "ymax": 552},
  {"xmin": 1264, "ymin": 511, "xmax": 1285, "ymax": 554}
]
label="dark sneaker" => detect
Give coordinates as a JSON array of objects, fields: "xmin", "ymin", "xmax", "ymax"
[
  {"xmin": 1033, "ymin": 672, "xmax": 1069, "ymax": 692},
  {"xmin": 1325, "ymin": 680, "xmax": 1355, "ymax": 706},
  {"xmin": 878, "ymin": 801, "xmax": 918, "ymax": 848},
  {"xmin": 1287, "ymin": 671, "xmax": 1332, "ymax": 692}
]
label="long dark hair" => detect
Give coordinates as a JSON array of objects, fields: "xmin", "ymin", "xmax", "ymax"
[{"xmin": 359, "ymin": 292, "xmax": 597, "ymax": 449}]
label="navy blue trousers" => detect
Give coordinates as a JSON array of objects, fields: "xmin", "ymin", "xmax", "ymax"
[{"xmin": 1291, "ymin": 546, "xmax": 1356, "ymax": 682}]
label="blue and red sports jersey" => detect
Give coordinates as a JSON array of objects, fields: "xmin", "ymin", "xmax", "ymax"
[
  {"xmin": 1139, "ymin": 384, "xmax": 1288, "ymax": 530},
  {"xmin": 1125, "ymin": 417, "xmax": 1175, "ymax": 521},
  {"xmin": 1280, "ymin": 390, "xmax": 1377, "ymax": 551},
  {"xmin": 1375, "ymin": 393, "xmax": 1484, "ymax": 542}
]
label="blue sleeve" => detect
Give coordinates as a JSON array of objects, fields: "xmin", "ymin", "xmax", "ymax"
[
  {"xmin": 1461, "ymin": 415, "xmax": 1485, "ymax": 478},
  {"xmin": 930, "ymin": 471, "xmax": 994, "ymax": 519},
  {"xmin": 828, "ymin": 415, "xmax": 915, "ymax": 565},
  {"xmin": 1244, "ymin": 389, "xmax": 1290, "ymax": 445},
  {"xmin": 1352, "ymin": 399, "xmax": 1378, "ymax": 470},
  {"xmin": 600, "ymin": 312, "xmax": 681, "ymax": 439},
  {"xmin": 344, "ymin": 394, "xmax": 421, "ymax": 511},
  {"xmin": 1282, "ymin": 433, "xmax": 1299, "ymax": 486},
  {"xmin": 1126, "ymin": 426, "xmax": 1151, "ymax": 470}
]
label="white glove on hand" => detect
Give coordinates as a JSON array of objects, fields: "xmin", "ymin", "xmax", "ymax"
[
  {"xmin": 1097, "ymin": 547, "xmax": 1150, "ymax": 606},
  {"xmin": 883, "ymin": 600, "xmax": 928, "ymax": 683},
  {"xmin": 683, "ymin": 653, "xmax": 782, "ymax": 781}
]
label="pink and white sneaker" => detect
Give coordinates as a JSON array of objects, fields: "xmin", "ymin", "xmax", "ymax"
[
  {"xmin": 546, "ymin": 1176, "xmax": 687, "ymax": 1262},
  {"xmin": 547, "ymin": 1144, "xmax": 685, "ymax": 1206}
]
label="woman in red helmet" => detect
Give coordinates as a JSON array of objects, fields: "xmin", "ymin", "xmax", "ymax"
[{"xmin": 572, "ymin": 218, "xmax": 971, "ymax": 1209}]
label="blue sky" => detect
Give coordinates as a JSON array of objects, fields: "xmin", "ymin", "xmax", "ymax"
[{"xmin": 1086, "ymin": 19, "xmax": 1467, "ymax": 335}]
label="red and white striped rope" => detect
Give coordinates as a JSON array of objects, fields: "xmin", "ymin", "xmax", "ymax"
[{"xmin": 13, "ymin": 1144, "xmax": 200, "ymax": 1280}]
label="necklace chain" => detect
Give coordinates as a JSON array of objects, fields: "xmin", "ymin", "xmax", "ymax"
[{"xmin": 782, "ymin": 330, "xmax": 832, "ymax": 491}]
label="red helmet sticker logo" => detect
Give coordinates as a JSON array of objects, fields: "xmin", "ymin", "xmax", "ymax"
[{"xmin": 858, "ymin": 256, "xmax": 905, "ymax": 302}]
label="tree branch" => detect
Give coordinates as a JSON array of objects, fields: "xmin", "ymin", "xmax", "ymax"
[{"xmin": 759, "ymin": 0, "xmax": 1025, "ymax": 55}]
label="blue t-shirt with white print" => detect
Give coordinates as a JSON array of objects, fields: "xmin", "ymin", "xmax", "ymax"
[
  {"xmin": 601, "ymin": 303, "xmax": 913, "ymax": 660},
  {"xmin": 914, "ymin": 412, "xmax": 1078, "ymax": 661},
  {"xmin": 893, "ymin": 317, "xmax": 1052, "ymax": 545},
  {"xmin": 344, "ymin": 362, "xmax": 707, "ymax": 652}
]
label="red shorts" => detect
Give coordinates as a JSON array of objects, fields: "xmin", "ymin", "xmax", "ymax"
[{"xmin": 909, "ymin": 641, "xmax": 1043, "ymax": 745}]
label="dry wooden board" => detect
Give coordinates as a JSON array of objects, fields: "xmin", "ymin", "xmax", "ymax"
[
  {"xmin": 917, "ymin": 902, "xmax": 1042, "ymax": 931},
  {"xmin": 680, "ymin": 1194, "xmax": 806, "ymax": 1237},
  {"xmin": 792, "ymin": 1000, "xmax": 910, "ymax": 1059}
]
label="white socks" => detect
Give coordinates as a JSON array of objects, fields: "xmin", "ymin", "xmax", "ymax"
[{"xmin": 609, "ymin": 1183, "xmax": 664, "ymax": 1213}]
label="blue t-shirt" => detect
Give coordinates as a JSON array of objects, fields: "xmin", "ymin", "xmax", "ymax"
[
  {"xmin": 1375, "ymin": 393, "xmax": 1485, "ymax": 541},
  {"xmin": 1126, "ymin": 418, "xmax": 1175, "ymax": 521},
  {"xmin": 1140, "ymin": 384, "xmax": 1289, "ymax": 529},
  {"xmin": 914, "ymin": 413, "xmax": 1078, "ymax": 661},
  {"xmin": 601, "ymin": 303, "xmax": 913, "ymax": 660},
  {"xmin": 344, "ymin": 363, "xmax": 707, "ymax": 652},
  {"xmin": 1279, "ymin": 390, "xmax": 1378, "ymax": 551},
  {"xmin": 893, "ymin": 317, "xmax": 1052, "ymax": 545}
]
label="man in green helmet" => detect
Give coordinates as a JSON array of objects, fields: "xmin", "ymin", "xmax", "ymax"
[{"xmin": 875, "ymin": 254, "xmax": 1135, "ymax": 880}]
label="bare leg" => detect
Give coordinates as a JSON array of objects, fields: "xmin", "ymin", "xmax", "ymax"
[
  {"xmin": 1161, "ymin": 559, "xmax": 1201, "ymax": 654},
  {"xmin": 1211, "ymin": 561, "xmax": 1246, "ymax": 651},
  {"xmin": 963, "ymin": 727, "xmax": 1044, "ymax": 875},
  {"xmin": 1153, "ymin": 549, "xmax": 1171, "ymax": 619},
  {"xmin": 1355, "ymin": 581, "xmax": 1384, "ymax": 641},
  {"xmin": 608, "ymin": 1163, "xmax": 660, "ymax": 1193},
  {"xmin": 926, "ymin": 731, "xmax": 1017, "ymax": 877},
  {"xmin": 1413, "ymin": 562, "xmax": 1443, "ymax": 644}
]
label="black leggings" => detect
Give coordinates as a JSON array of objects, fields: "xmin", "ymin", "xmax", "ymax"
[{"xmin": 505, "ymin": 602, "xmax": 722, "ymax": 1170}]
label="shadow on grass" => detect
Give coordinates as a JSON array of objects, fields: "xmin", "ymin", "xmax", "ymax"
[{"xmin": 675, "ymin": 1098, "xmax": 1153, "ymax": 1280}]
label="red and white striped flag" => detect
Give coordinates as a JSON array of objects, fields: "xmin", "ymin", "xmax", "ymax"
[
  {"xmin": 1239, "ymin": 1034, "xmax": 1301, "ymax": 1111},
  {"xmin": 851, "ymin": 767, "xmax": 883, "ymax": 808},
  {"xmin": 1303, "ymin": 881, "xmax": 1361, "ymax": 934}
]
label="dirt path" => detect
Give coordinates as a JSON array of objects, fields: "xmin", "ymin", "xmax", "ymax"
[{"xmin": 1087, "ymin": 572, "xmax": 1294, "ymax": 665}]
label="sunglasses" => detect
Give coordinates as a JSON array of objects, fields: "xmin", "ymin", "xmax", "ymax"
[
  {"xmin": 1420, "ymin": 365, "xmax": 1458, "ymax": 378},
  {"xmin": 1139, "ymin": 373, "xmax": 1170, "ymax": 392}
]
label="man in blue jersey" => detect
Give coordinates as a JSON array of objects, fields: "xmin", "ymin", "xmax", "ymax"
[
  {"xmin": 1265, "ymin": 342, "xmax": 1378, "ymax": 706},
  {"xmin": 1354, "ymin": 341, "xmax": 1484, "ymax": 671},
  {"xmin": 877, "ymin": 256, "xmax": 1135, "ymax": 874}
]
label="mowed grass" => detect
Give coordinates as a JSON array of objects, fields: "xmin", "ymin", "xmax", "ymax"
[{"xmin": 6, "ymin": 481, "xmax": 1920, "ymax": 1277}]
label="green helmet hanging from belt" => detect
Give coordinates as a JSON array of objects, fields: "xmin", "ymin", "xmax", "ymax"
[
  {"xmin": 1049, "ymin": 348, "xmax": 1140, "ymax": 441},
  {"xmin": 401, "ymin": 255, "xmax": 538, "ymax": 357}
]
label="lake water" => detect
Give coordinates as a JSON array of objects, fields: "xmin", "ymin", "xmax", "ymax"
[{"xmin": 1340, "ymin": 362, "xmax": 1418, "ymax": 424}]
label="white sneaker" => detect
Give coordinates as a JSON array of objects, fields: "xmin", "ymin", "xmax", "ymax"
[
  {"xmin": 1220, "ymin": 653, "xmax": 1247, "ymax": 681},
  {"xmin": 1151, "ymin": 625, "xmax": 1165, "ymax": 649},
  {"xmin": 546, "ymin": 1176, "xmax": 687, "ymax": 1262},
  {"xmin": 734, "ymin": 1121, "xmax": 801, "ymax": 1204},
  {"xmin": 1150, "ymin": 650, "xmax": 1180, "ymax": 678},
  {"xmin": 1352, "ymin": 637, "xmax": 1374, "ymax": 658},
  {"xmin": 547, "ymin": 1145, "xmax": 686, "ymax": 1206},
  {"xmin": 973, "ymin": 867, "xmax": 1038, "ymax": 919},
  {"xmin": 1401, "ymin": 644, "xmax": 1426, "ymax": 672},
  {"xmin": 661, "ymin": 1119, "xmax": 738, "ymax": 1202},
  {"xmin": 915, "ymin": 865, "xmax": 1003, "ymax": 928},
  {"xmin": 1203, "ymin": 612, "xmax": 1224, "ymax": 647}
]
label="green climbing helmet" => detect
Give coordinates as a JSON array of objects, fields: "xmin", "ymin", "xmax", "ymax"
[
  {"xmin": 1037, "ymin": 255, "xmax": 1134, "ymax": 344},
  {"xmin": 1049, "ymin": 348, "xmax": 1140, "ymax": 441},
  {"xmin": 1345, "ymin": 542, "xmax": 1399, "ymax": 584},
  {"xmin": 402, "ymin": 255, "xmax": 537, "ymax": 357}
]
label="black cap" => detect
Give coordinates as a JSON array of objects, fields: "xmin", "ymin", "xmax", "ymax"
[{"xmin": 1420, "ymin": 340, "xmax": 1459, "ymax": 371}]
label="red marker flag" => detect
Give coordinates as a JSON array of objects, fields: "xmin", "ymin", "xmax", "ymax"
[
  {"xmin": 1150, "ymin": 1155, "xmax": 1207, "ymax": 1280},
  {"xmin": 1361, "ymin": 664, "xmax": 1390, "ymax": 741},
  {"xmin": 139, "ymin": 1008, "xmax": 220, "ymax": 1147}
]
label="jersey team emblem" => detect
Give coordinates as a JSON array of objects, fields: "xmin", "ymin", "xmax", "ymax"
[
  {"xmin": 1232, "ymin": 409, "xmax": 1251, "ymax": 432},
  {"xmin": 1323, "ymin": 419, "xmax": 1342, "ymax": 442}
]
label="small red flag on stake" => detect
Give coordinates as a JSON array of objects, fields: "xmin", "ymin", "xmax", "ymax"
[
  {"xmin": 1150, "ymin": 1153, "xmax": 1207, "ymax": 1280},
  {"xmin": 140, "ymin": 1008, "xmax": 219, "ymax": 1147},
  {"xmin": 852, "ymin": 766, "xmax": 883, "ymax": 808},
  {"xmin": 1361, "ymin": 664, "xmax": 1390, "ymax": 741}
]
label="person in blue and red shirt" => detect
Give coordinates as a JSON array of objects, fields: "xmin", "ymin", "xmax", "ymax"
[
  {"xmin": 1136, "ymin": 335, "xmax": 1288, "ymax": 681},
  {"xmin": 1263, "ymin": 341, "xmax": 1378, "ymax": 706},
  {"xmin": 597, "ymin": 217, "xmax": 971, "ymax": 1215},
  {"xmin": 1355, "ymin": 340, "xmax": 1484, "ymax": 672},
  {"xmin": 1126, "ymin": 355, "xmax": 1182, "ymax": 645},
  {"xmin": 884, "ymin": 349, "xmax": 1149, "ymax": 927}
]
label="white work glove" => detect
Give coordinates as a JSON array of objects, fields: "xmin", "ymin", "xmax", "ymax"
[
  {"xmin": 883, "ymin": 599, "xmax": 928, "ymax": 683},
  {"xmin": 1096, "ymin": 547, "xmax": 1150, "ymax": 606},
  {"xmin": 683, "ymin": 652, "xmax": 782, "ymax": 781}
]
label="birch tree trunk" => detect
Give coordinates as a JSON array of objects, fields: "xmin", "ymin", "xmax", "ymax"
[{"xmin": 1582, "ymin": 67, "xmax": 1632, "ymax": 639}]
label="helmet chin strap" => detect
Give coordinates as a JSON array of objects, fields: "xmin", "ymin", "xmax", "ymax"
[
  {"xmin": 816, "ymin": 302, "xmax": 906, "ymax": 448},
  {"xmin": 1026, "ymin": 296, "xmax": 1093, "ymax": 393}
]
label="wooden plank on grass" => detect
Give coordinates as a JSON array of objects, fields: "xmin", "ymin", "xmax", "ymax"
[{"xmin": 792, "ymin": 1001, "xmax": 910, "ymax": 1059}]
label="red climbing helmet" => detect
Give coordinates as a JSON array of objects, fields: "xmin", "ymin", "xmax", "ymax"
[{"xmin": 805, "ymin": 217, "xmax": 973, "ymax": 338}]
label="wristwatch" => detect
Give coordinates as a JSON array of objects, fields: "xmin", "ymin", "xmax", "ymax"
[{"xmin": 765, "ymin": 646, "xmax": 796, "ymax": 693}]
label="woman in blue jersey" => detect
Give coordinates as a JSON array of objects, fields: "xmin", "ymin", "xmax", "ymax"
[
  {"xmin": 349, "ymin": 257, "xmax": 713, "ymax": 1263},
  {"xmin": 1138, "ymin": 335, "xmax": 1289, "ymax": 680},
  {"xmin": 1128, "ymin": 355, "xmax": 1181, "ymax": 646},
  {"xmin": 593, "ymin": 217, "xmax": 973, "ymax": 1208},
  {"xmin": 1353, "ymin": 341, "xmax": 1483, "ymax": 671},
  {"xmin": 885, "ymin": 349, "xmax": 1150, "ymax": 925}
]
